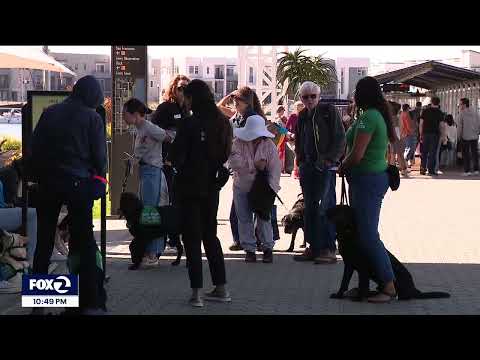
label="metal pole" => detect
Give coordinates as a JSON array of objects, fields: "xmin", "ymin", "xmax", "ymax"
[
  {"xmin": 101, "ymin": 191, "xmax": 107, "ymax": 278},
  {"xmin": 96, "ymin": 103, "xmax": 108, "ymax": 282}
]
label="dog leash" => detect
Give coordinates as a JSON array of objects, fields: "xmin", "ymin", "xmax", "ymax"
[
  {"xmin": 275, "ymin": 193, "xmax": 290, "ymax": 211},
  {"xmin": 340, "ymin": 175, "xmax": 349, "ymax": 206}
]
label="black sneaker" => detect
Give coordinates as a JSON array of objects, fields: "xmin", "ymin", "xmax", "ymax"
[
  {"xmin": 262, "ymin": 249, "xmax": 273, "ymax": 263},
  {"xmin": 229, "ymin": 243, "xmax": 243, "ymax": 251},
  {"xmin": 245, "ymin": 251, "xmax": 257, "ymax": 263},
  {"xmin": 420, "ymin": 169, "xmax": 426, "ymax": 175},
  {"xmin": 293, "ymin": 247, "xmax": 315, "ymax": 262}
]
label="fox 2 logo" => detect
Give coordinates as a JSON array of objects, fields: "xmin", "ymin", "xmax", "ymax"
[{"xmin": 22, "ymin": 275, "xmax": 79, "ymax": 296}]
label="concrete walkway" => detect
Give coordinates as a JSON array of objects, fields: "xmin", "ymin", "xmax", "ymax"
[{"xmin": 2, "ymin": 169, "xmax": 479, "ymax": 315}]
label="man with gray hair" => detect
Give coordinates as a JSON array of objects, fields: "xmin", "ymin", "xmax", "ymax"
[
  {"xmin": 293, "ymin": 81, "xmax": 346, "ymax": 264},
  {"xmin": 457, "ymin": 97, "xmax": 480, "ymax": 176}
]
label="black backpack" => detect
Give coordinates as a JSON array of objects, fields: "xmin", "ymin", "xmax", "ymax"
[{"xmin": 248, "ymin": 169, "xmax": 276, "ymax": 221}]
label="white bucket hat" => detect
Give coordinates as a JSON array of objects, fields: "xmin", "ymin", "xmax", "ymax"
[{"xmin": 233, "ymin": 115, "xmax": 274, "ymax": 142}]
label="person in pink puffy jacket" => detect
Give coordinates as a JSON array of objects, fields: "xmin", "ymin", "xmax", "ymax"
[{"xmin": 228, "ymin": 114, "xmax": 281, "ymax": 264}]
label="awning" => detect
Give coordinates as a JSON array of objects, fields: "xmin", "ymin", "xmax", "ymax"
[
  {"xmin": 374, "ymin": 61, "xmax": 480, "ymax": 90},
  {"xmin": 0, "ymin": 46, "xmax": 75, "ymax": 75}
]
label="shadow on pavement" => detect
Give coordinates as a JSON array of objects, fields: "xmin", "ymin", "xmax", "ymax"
[
  {"xmin": 95, "ymin": 255, "xmax": 480, "ymax": 315},
  {"xmin": 2, "ymin": 255, "xmax": 479, "ymax": 315}
]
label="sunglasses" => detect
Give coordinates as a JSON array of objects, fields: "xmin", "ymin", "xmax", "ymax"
[
  {"xmin": 232, "ymin": 95, "xmax": 247, "ymax": 103},
  {"xmin": 301, "ymin": 94, "xmax": 317, "ymax": 100}
]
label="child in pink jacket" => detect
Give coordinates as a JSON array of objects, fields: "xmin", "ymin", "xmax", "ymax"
[{"xmin": 229, "ymin": 114, "xmax": 281, "ymax": 263}]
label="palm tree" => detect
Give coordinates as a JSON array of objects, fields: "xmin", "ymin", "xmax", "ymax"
[{"xmin": 277, "ymin": 48, "xmax": 337, "ymax": 100}]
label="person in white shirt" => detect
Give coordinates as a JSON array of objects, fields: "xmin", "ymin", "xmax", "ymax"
[{"xmin": 122, "ymin": 98, "xmax": 172, "ymax": 266}]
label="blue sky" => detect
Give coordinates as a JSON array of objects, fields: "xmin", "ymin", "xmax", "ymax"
[{"xmin": 33, "ymin": 46, "xmax": 480, "ymax": 62}]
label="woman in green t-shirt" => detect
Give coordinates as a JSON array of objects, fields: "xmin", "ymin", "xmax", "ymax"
[{"xmin": 338, "ymin": 77, "xmax": 397, "ymax": 303}]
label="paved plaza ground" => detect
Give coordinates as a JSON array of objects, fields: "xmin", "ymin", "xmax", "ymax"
[{"xmin": 1, "ymin": 167, "xmax": 480, "ymax": 315}]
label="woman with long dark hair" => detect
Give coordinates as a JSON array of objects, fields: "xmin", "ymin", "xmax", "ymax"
[
  {"xmin": 338, "ymin": 76, "xmax": 397, "ymax": 303},
  {"xmin": 151, "ymin": 75, "xmax": 190, "ymax": 250},
  {"xmin": 168, "ymin": 79, "xmax": 233, "ymax": 307}
]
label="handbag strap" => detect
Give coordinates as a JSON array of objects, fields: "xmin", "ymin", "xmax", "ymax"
[{"xmin": 340, "ymin": 175, "xmax": 349, "ymax": 206}]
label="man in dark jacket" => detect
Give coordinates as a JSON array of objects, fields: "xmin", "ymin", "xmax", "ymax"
[
  {"xmin": 294, "ymin": 81, "xmax": 346, "ymax": 264},
  {"xmin": 30, "ymin": 75, "xmax": 107, "ymax": 315}
]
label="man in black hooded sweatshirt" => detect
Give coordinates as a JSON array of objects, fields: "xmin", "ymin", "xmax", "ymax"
[{"xmin": 30, "ymin": 75, "xmax": 107, "ymax": 315}]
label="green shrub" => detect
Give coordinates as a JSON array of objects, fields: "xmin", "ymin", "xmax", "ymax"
[{"xmin": 0, "ymin": 137, "xmax": 21, "ymax": 151}]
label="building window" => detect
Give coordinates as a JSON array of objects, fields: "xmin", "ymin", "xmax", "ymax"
[
  {"xmin": 207, "ymin": 67, "xmax": 210, "ymax": 75},
  {"xmin": 215, "ymin": 80, "xmax": 223, "ymax": 94},
  {"xmin": 215, "ymin": 66, "xmax": 224, "ymax": 79},
  {"xmin": 226, "ymin": 80, "xmax": 237, "ymax": 94},
  {"xmin": 194, "ymin": 66, "xmax": 199, "ymax": 74},
  {"xmin": 189, "ymin": 66, "xmax": 194, "ymax": 74},
  {"xmin": 83, "ymin": 64, "xmax": 87, "ymax": 71},
  {"xmin": 227, "ymin": 68, "xmax": 234, "ymax": 77},
  {"xmin": 249, "ymin": 67, "xmax": 254, "ymax": 83},
  {"xmin": 0, "ymin": 75, "xmax": 9, "ymax": 88},
  {"xmin": 96, "ymin": 63, "xmax": 105, "ymax": 73},
  {"xmin": 74, "ymin": 64, "xmax": 78, "ymax": 70}
]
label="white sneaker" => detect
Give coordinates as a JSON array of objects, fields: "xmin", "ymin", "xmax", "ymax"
[
  {"xmin": 189, "ymin": 295, "xmax": 204, "ymax": 308},
  {"xmin": 462, "ymin": 172, "xmax": 472, "ymax": 177},
  {"xmin": 140, "ymin": 257, "xmax": 159, "ymax": 268},
  {"xmin": 204, "ymin": 288, "xmax": 232, "ymax": 303}
]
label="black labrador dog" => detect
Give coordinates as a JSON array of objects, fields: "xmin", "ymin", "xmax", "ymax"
[
  {"xmin": 119, "ymin": 192, "xmax": 183, "ymax": 268},
  {"xmin": 326, "ymin": 203, "xmax": 450, "ymax": 301},
  {"xmin": 281, "ymin": 194, "xmax": 306, "ymax": 252}
]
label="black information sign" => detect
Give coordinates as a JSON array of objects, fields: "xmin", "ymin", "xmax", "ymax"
[
  {"xmin": 111, "ymin": 46, "xmax": 148, "ymax": 133},
  {"xmin": 110, "ymin": 46, "xmax": 148, "ymax": 215},
  {"xmin": 113, "ymin": 46, "xmax": 147, "ymax": 78}
]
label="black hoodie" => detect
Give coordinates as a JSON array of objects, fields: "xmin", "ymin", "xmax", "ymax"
[{"xmin": 31, "ymin": 75, "xmax": 107, "ymax": 181}]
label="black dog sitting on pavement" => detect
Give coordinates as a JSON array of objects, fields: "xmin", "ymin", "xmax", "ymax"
[
  {"xmin": 326, "ymin": 201, "xmax": 450, "ymax": 301},
  {"xmin": 281, "ymin": 194, "xmax": 306, "ymax": 252},
  {"xmin": 119, "ymin": 192, "xmax": 183, "ymax": 269}
]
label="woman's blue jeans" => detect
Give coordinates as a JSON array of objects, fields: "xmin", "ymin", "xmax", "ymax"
[
  {"xmin": 348, "ymin": 171, "xmax": 395, "ymax": 284},
  {"xmin": 139, "ymin": 164, "xmax": 165, "ymax": 256}
]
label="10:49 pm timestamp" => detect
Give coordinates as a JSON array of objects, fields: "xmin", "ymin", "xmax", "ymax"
[{"xmin": 32, "ymin": 298, "xmax": 67, "ymax": 305}]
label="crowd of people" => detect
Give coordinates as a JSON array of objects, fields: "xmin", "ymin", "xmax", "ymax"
[
  {"xmin": 1, "ymin": 70, "xmax": 479, "ymax": 311},
  {"xmin": 342, "ymin": 95, "xmax": 479, "ymax": 177}
]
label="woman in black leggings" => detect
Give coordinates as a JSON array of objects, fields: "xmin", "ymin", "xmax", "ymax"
[{"xmin": 168, "ymin": 79, "xmax": 233, "ymax": 308}]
